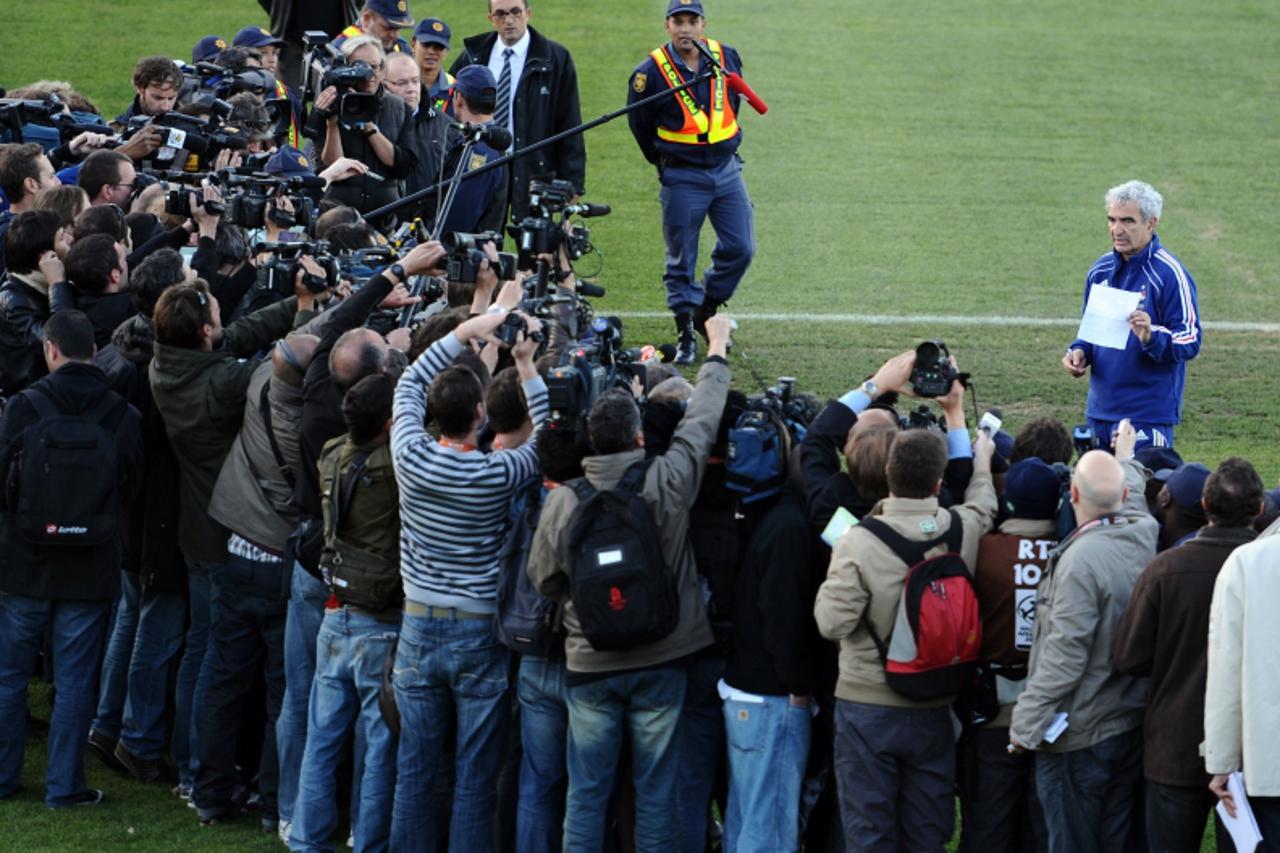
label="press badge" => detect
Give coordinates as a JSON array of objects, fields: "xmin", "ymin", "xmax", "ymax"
[{"xmin": 919, "ymin": 518, "xmax": 939, "ymax": 534}]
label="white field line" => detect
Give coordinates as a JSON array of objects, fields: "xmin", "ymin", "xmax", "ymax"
[{"xmin": 609, "ymin": 311, "xmax": 1280, "ymax": 333}]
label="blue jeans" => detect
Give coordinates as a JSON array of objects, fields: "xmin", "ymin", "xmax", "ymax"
[
  {"xmin": 516, "ymin": 656, "xmax": 568, "ymax": 853},
  {"xmin": 290, "ymin": 607, "xmax": 400, "ymax": 853},
  {"xmin": 723, "ymin": 694, "xmax": 810, "ymax": 853},
  {"xmin": 0, "ymin": 595, "xmax": 110, "ymax": 806},
  {"xmin": 659, "ymin": 155, "xmax": 755, "ymax": 313},
  {"xmin": 564, "ymin": 666, "xmax": 687, "ymax": 853},
  {"xmin": 677, "ymin": 655, "xmax": 726, "ymax": 852},
  {"xmin": 391, "ymin": 612, "xmax": 511, "ymax": 853},
  {"xmin": 1034, "ymin": 728, "xmax": 1143, "ymax": 853},
  {"xmin": 92, "ymin": 571, "xmax": 185, "ymax": 758},
  {"xmin": 92, "ymin": 571, "xmax": 140, "ymax": 739},
  {"xmin": 173, "ymin": 558, "xmax": 223, "ymax": 787},
  {"xmin": 277, "ymin": 562, "xmax": 329, "ymax": 824},
  {"xmin": 193, "ymin": 552, "xmax": 288, "ymax": 819}
]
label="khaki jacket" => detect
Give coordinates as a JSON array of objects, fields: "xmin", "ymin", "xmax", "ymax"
[
  {"xmin": 1010, "ymin": 458, "xmax": 1154, "ymax": 751},
  {"xmin": 814, "ymin": 470, "xmax": 998, "ymax": 708},
  {"xmin": 527, "ymin": 359, "xmax": 729, "ymax": 674}
]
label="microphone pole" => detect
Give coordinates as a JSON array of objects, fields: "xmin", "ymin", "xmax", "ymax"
[
  {"xmin": 362, "ymin": 68, "xmax": 716, "ymax": 225},
  {"xmin": 691, "ymin": 39, "xmax": 769, "ymax": 115}
]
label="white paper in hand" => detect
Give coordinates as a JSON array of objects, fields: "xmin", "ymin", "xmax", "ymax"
[
  {"xmin": 822, "ymin": 507, "xmax": 859, "ymax": 547},
  {"xmin": 1076, "ymin": 285, "xmax": 1141, "ymax": 350},
  {"xmin": 1216, "ymin": 771, "xmax": 1263, "ymax": 853},
  {"xmin": 1042, "ymin": 712, "xmax": 1069, "ymax": 744}
]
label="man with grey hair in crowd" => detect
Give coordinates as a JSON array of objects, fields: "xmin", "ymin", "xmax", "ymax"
[
  {"xmin": 1009, "ymin": 420, "xmax": 1156, "ymax": 852},
  {"xmin": 1062, "ymin": 179, "xmax": 1201, "ymax": 452}
]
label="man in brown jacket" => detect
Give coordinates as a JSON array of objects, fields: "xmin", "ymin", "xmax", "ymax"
[
  {"xmin": 527, "ymin": 315, "xmax": 733, "ymax": 852},
  {"xmin": 1113, "ymin": 457, "xmax": 1264, "ymax": 853},
  {"xmin": 815, "ymin": 408, "xmax": 998, "ymax": 851}
]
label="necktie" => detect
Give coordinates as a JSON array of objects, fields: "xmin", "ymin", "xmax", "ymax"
[{"xmin": 494, "ymin": 47, "xmax": 514, "ymax": 145}]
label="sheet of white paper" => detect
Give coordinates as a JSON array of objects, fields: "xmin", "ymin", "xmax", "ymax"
[
  {"xmin": 1076, "ymin": 286, "xmax": 1141, "ymax": 350},
  {"xmin": 1042, "ymin": 712, "xmax": 1069, "ymax": 744},
  {"xmin": 821, "ymin": 506, "xmax": 859, "ymax": 547},
  {"xmin": 1216, "ymin": 771, "xmax": 1263, "ymax": 853}
]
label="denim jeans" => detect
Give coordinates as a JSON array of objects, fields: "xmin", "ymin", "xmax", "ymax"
[
  {"xmin": 677, "ymin": 655, "xmax": 726, "ymax": 852},
  {"xmin": 276, "ymin": 562, "xmax": 329, "ymax": 824},
  {"xmin": 0, "ymin": 595, "xmax": 110, "ymax": 806},
  {"xmin": 290, "ymin": 607, "xmax": 400, "ymax": 853},
  {"xmin": 92, "ymin": 571, "xmax": 186, "ymax": 759},
  {"xmin": 193, "ymin": 552, "xmax": 288, "ymax": 819},
  {"xmin": 832, "ymin": 699, "xmax": 956, "ymax": 853},
  {"xmin": 93, "ymin": 570, "xmax": 140, "ymax": 739},
  {"xmin": 1034, "ymin": 727, "xmax": 1143, "ymax": 853},
  {"xmin": 957, "ymin": 725, "xmax": 1047, "ymax": 853},
  {"xmin": 1144, "ymin": 780, "xmax": 1226, "ymax": 853},
  {"xmin": 391, "ymin": 612, "xmax": 511, "ymax": 853},
  {"xmin": 173, "ymin": 558, "xmax": 223, "ymax": 787},
  {"xmin": 723, "ymin": 694, "xmax": 811, "ymax": 853},
  {"xmin": 516, "ymin": 656, "xmax": 568, "ymax": 853},
  {"xmin": 564, "ymin": 665, "xmax": 687, "ymax": 853}
]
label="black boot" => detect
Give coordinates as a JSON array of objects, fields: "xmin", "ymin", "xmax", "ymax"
[
  {"xmin": 674, "ymin": 313, "xmax": 697, "ymax": 365},
  {"xmin": 692, "ymin": 299, "xmax": 721, "ymax": 340}
]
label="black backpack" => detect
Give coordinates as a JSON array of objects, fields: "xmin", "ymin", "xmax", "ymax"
[
  {"xmin": 7, "ymin": 386, "xmax": 127, "ymax": 546},
  {"xmin": 495, "ymin": 480, "xmax": 560, "ymax": 658},
  {"xmin": 568, "ymin": 460, "xmax": 678, "ymax": 652}
]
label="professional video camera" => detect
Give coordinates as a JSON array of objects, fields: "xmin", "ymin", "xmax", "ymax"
[
  {"xmin": 899, "ymin": 404, "xmax": 946, "ymax": 434},
  {"xmin": 508, "ymin": 179, "xmax": 610, "ymax": 270},
  {"xmin": 147, "ymin": 168, "xmax": 321, "ymax": 228},
  {"xmin": 300, "ymin": 30, "xmax": 379, "ymax": 129},
  {"xmin": 254, "ymin": 240, "xmax": 341, "ymax": 293},
  {"xmin": 0, "ymin": 93, "xmax": 112, "ymax": 147},
  {"xmin": 543, "ymin": 317, "xmax": 650, "ymax": 428},
  {"xmin": 910, "ymin": 339, "xmax": 965, "ymax": 397},
  {"xmin": 442, "ymin": 231, "xmax": 517, "ymax": 284},
  {"xmin": 123, "ymin": 98, "xmax": 248, "ymax": 170}
]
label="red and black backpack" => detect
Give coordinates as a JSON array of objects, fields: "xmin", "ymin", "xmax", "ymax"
[{"xmin": 856, "ymin": 509, "xmax": 982, "ymax": 701}]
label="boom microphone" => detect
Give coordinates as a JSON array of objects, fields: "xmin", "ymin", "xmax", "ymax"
[
  {"xmin": 656, "ymin": 343, "xmax": 678, "ymax": 363},
  {"xmin": 693, "ymin": 39, "xmax": 769, "ymax": 115}
]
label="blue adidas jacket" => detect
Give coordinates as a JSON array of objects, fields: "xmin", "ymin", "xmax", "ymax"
[{"xmin": 1069, "ymin": 234, "xmax": 1202, "ymax": 424}]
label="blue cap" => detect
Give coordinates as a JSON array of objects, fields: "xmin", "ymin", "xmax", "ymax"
[
  {"xmin": 412, "ymin": 17, "xmax": 451, "ymax": 48},
  {"xmin": 1166, "ymin": 462, "xmax": 1211, "ymax": 510},
  {"xmin": 192, "ymin": 35, "xmax": 228, "ymax": 63},
  {"xmin": 233, "ymin": 25, "xmax": 285, "ymax": 49},
  {"xmin": 453, "ymin": 65, "xmax": 496, "ymax": 103},
  {"xmin": 265, "ymin": 146, "xmax": 315, "ymax": 178},
  {"xmin": 667, "ymin": 0, "xmax": 705, "ymax": 17},
  {"xmin": 366, "ymin": 0, "xmax": 414, "ymax": 28},
  {"xmin": 1004, "ymin": 458, "xmax": 1063, "ymax": 520}
]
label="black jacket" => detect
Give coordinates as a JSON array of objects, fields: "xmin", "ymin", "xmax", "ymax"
[
  {"xmin": 451, "ymin": 27, "xmax": 586, "ymax": 222},
  {"xmin": 0, "ymin": 272, "xmax": 51, "ymax": 396},
  {"xmin": 311, "ymin": 88, "xmax": 418, "ymax": 214},
  {"xmin": 0, "ymin": 362, "xmax": 143, "ymax": 601},
  {"xmin": 51, "ymin": 283, "xmax": 135, "ymax": 349},
  {"xmin": 724, "ymin": 483, "xmax": 823, "ymax": 696}
]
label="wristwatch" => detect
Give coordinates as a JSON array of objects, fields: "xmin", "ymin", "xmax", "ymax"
[
  {"xmin": 861, "ymin": 379, "xmax": 878, "ymax": 398},
  {"xmin": 388, "ymin": 263, "xmax": 406, "ymax": 284}
]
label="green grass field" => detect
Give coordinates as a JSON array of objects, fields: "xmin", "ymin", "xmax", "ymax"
[{"xmin": 2, "ymin": 0, "xmax": 1273, "ymax": 848}]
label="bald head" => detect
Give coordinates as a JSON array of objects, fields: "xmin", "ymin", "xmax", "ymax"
[
  {"xmin": 331, "ymin": 328, "xmax": 389, "ymax": 391},
  {"xmin": 1071, "ymin": 450, "xmax": 1127, "ymax": 523}
]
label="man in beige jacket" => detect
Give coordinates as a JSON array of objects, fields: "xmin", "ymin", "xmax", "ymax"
[{"xmin": 815, "ymin": 405, "xmax": 997, "ymax": 851}]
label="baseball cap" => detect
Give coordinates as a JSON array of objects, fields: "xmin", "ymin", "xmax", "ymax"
[
  {"xmin": 265, "ymin": 146, "xmax": 315, "ymax": 178},
  {"xmin": 233, "ymin": 26, "xmax": 286, "ymax": 49},
  {"xmin": 1165, "ymin": 462, "xmax": 1211, "ymax": 510},
  {"xmin": 1003, "ymin": 458, "xmax": 1063, "ymax": 521},
  {"xmin": 412, "ymin": 18, "xmax": 451, "ymax": 48},
  {"xmin": 667, "ymin": 0, "xmax": 706, "ymax": 17},
  {"xmin": 367, "ymin": 0, "xmax": 414, "ymax": 28},
  {"xmin": 192, "ymin": 35, "xmax": 228, "ymax": 64},
  {"xmin": 454, "ymin": 65, "xmax": 497, "ymax": 103},
  {"xmin": 1135, "ymin": 446, "xmax": 1184, "ymax": 481},
  {"xmin": 988, "ymin": 429, "xmax": 1015, "ymax": 475}
]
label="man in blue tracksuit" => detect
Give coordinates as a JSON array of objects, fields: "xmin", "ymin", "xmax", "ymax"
[
  {"xmin": 628, "ymin": 0, "xmax": 755, "ymax": 365},
  {"xmin": 1063, "ymin": 180, "xmax": 1202, "ymax": 450}
]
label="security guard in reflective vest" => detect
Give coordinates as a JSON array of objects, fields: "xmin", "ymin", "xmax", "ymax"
[
  {"xmin": 333, "ymin": 0, "xmax": 414, "ymax": 55},
  {"xmin": 628, "ymin": 0, "xmax": 755, "ymax": 364}
]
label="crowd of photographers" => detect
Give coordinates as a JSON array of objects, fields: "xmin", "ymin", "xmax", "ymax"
[{"xmin": 3, "ymin": 7, "xmax": 1280, "ymax": 853}]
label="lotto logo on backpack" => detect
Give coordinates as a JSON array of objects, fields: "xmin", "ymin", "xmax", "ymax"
[
  {"xmin": 858, "ymin": 509, "xmax": 983, "ymax": 701},
  {"xmin": 568, "ymin": 461, "xmax": 679, "ymax": 652}
]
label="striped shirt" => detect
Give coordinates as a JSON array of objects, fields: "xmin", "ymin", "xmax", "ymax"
[
  {"xmin": 391, "ymin": 333, "xmax": 547, "ymax": 611},
  {"xmin": 1068, "ymin": 234, "xmax": 1201, "ymax": 425}
]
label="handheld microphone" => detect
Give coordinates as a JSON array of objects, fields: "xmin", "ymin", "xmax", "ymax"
[
  {"xmin": 693, "ymin": 40, "xmax": 769, "ymax": 115},
  {"xmin": 656, "ymin": 343, "xmax": 678, "ymax": 363},
  {"xmin": 978, "ymin": 407, "xmax": 1004, "ymax": 438}
]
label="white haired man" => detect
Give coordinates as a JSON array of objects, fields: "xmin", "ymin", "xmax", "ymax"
[{"xmin": 1062, "ymin": 180, "xmax": 1201, "ymax": 451}]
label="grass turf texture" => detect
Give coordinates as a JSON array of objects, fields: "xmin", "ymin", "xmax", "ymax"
[{"xmin": 1, "ymin": 0, "xmax": 1270, "ymax": 848}]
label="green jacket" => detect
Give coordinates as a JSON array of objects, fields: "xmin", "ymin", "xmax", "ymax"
[{"xmin": 149, "ymin": 297, "xmax": 306, "ymax": 562}]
